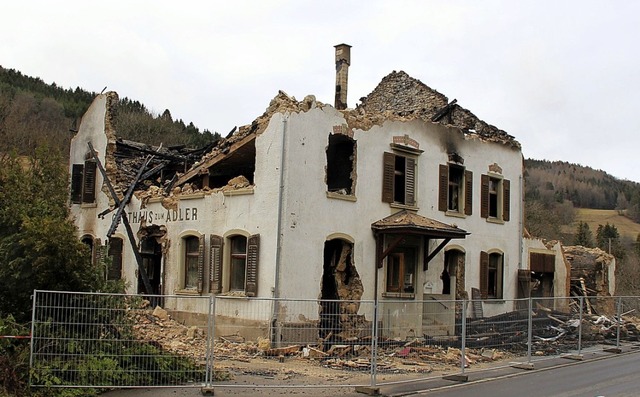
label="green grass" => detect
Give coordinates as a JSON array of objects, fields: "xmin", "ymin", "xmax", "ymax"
[{"xmin": 566, "ymin": 209, "xmax": 640, "ymax": 241}]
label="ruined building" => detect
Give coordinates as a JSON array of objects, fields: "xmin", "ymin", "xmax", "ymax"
[{"xmin": 70, "ymin": 44, "xmax": 529, "ymax": 339}]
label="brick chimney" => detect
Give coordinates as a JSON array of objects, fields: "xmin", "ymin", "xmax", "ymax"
[{"xmin": 334, "ymin": 44, "xmax": 351, "ymax": 110}]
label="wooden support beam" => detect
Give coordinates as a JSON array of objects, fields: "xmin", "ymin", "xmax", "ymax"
[
  {"xmin": 107, "ymin": 154, "xmax": 154, "ymax": 237},
  {"xmin": 88, "ymin": 142, "xmax": 154, "ymax": 296}
]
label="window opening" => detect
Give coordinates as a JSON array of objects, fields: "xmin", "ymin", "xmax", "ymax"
[
  {"xmin": 326, "ymin": 134, "xmax": 355, "ymax": 194},
  {"xmin": 230, "ymin": 235, "xmax": 248, "ymax": 291},
  {"xmin": 487, "ymin": 252, "xmax": 503, "ymax": 299},
  {"xmin": 489, "ymin": 177, "xmax": 500, "ymax": 218},
  {"xmin": 382, "ymin": 152, "xmax": 416, "ymax": 206},
  {"xmin": 386, "ymin": 248, "xmax": 416, "ymax": 293},
  {"xmin": 448, "ymin": 166, "xmax": 463, "ymax": 212},
  {"xmin": 184, "ymin": 236, "xmax": 200, "ymax": 289}
]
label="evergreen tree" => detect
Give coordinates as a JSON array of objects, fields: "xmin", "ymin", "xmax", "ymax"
[
  {"xmin": 574, "ymin": 221, "xmax": 594, "ymax": 247},
  {"xmin": 595, "ymin": 223, "xmax": 624, "ymax": 258}
]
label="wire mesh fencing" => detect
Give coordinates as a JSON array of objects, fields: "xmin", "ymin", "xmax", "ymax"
[
  {"xmin": 30, "ymin": 291, "xmax": 640, "ymax": 391},
  {"xmin": 30, "ymin": 290, "xmax": 213, "ymax": 389}
]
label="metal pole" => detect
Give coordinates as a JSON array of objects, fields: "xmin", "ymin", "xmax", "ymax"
[
  {"xmin": 527, "ymin": 296, "xmax": 532, "ymax": 364},
  {"xmin": 206, "ymin": 295, "xmax": 215, "ymax": 388},
  {"xmin": 461, "ymin": 299, "xmax": 467, "ymax": 374},
  {"xmin": 578, "ymin": 296, "xmax": 584, "ymax": 356},
  {"xmin": 29, "ymin": 290, "xmax": 38, "ymax": 387},
  {"xmin": 371, "ymin": 299, "xmax": 379, "ymax": 387},
  {"xmin": 616, "ymin": 297, "xmax": 622, "ymax": 349}
]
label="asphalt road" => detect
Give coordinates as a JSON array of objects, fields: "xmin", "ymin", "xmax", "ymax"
[{"xmin": 404, "ymin": 350, "xmax": 640, "ymax": 397}]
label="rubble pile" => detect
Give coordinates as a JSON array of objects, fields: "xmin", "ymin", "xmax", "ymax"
[{"xmin": 129, "ymin": 303, "xmax": 640, "ymax": 377}]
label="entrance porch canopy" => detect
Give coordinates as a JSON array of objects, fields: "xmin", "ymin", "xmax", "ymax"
[{"xmin": 371, "ymin": 210, "xmax": 469, "ymax": 271}]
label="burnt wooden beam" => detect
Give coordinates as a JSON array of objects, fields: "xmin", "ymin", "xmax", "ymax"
[
  {"xmin": 107, "ymin": 154, "xmax": 154, "ymax": 238},
  {"xmin": 377, "ymin": 235, "xmax": 405, "ymax": 268},
  {"xmin": 425, "ymin": 238, "xmax": 451, "ymax": 271},
  {"xmin": 139, "ymin": 161, "xmax": 168, "ymax": 181},
  {"xmin": 87, "ymin": 142, "xmax": 154, "ymax": 296}
]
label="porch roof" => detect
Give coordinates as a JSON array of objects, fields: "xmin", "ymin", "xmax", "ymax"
[{"xmin": 371, "ymin": 210, "xmax": 469, "ymax": 239}]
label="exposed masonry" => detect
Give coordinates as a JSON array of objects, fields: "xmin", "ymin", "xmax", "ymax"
[{"xmin": 102, "ymin": 70, "xmax": 520, "ymax": 206}]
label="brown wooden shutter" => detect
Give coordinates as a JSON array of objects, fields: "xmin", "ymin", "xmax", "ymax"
[
  {"xmin": 107, "ymin": 238, "xmax": 123, "ymax": 280},
  {"xmin": 480, "ymin": 174, "xmax": 489, "ymax": 219},
  {"xmin": 502, "ymin": 179, "xmax": 511, "ymax": 222},
  {"xmin": 530, "ymin": 252, "xmax": 544, "ymax": 272},
  {"xmin": 245, "ymin": 234, "xmax": 260, "ymax": 297},
  {"xmin": 71, "ymin": 164, "xmax": 84, "ymax": 204},
  {"xmin": 544, "ymin": 253, "xmax": 555, "ymax": 273},
  {"xmin": 405, "ymin": 157, "xmax": 416, "ymax": 206},
  {"xmin": 438, "ymin": 164, "xmax": 448, "ymax": 212},
  {"xmin": 82, "ymin": 160, "xmax": 97, "ymax": 203},
  {"xmin": 382, "ymin": 152, "xmax": 395, "ymax": 203},
  {"xmin": 480, "ymin": 251, "xmax": 489, "ymax": 299},
  {"xmin": 209, "ymin": 235, "xmax": 223, "ymax": 293},
  {"xmin": 93, "ymin": 238, "xmax": 102, "ymax": 266},
  {"xmin": 464, "ymin": 170, "xmax": 473, "ymax": 215},
  {"xmin": 197, "ymin": 234, "xmax": 205, "ymax": 293}
]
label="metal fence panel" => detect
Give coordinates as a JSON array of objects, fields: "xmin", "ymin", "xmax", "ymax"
[
  {"xmin": 30, "ymin": 291, "xmax": 640, "ymax": 391},
  {"xmin": 30, "ymin": 290, "xmax": 212, "ymax": 389}
]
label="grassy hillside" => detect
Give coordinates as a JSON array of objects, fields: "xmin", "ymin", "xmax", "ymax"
[{"xmin": 563, "ymin": 209, "xmax": 640, "ymax": 242}]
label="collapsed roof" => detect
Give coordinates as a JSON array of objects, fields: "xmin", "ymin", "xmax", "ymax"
[{"xmin": 105, "ymin": 70, "xmax": 520, "ymax": 201}]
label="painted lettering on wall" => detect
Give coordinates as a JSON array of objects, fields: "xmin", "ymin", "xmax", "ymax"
[{"xmin": 119, "ymin": 207, "xmax": 199, "ymax": 224}]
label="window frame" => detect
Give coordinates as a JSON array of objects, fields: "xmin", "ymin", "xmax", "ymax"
[
  {"xmin": 439, "ymin": 164, "xmax": 473, "ymax": 215},
  {"xmin": 385, "ymin": 248, "xmax": 416, "ymax": 295},
  {"xmin": 382, "ymin": 151, "xmax": 417, "ymax": 207},
  {"xmin": 480, "ymin": 251, "xmax": 504, "ymax": 300},
  {"xmin": 183, "ymin": 235, "xmax": 202, "ymax": 291},
  {"xmin": 210, "ymin": 233, "xmax": 260, "ymax": 296},
  {"xmin": 481, "ymin": 174, "xmax": 510, "ymax": 222}
]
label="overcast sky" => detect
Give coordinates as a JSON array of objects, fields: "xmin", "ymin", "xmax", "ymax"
[{"xmin": 2, "ymin": 1, "xmax": 639, "ymax": 182}]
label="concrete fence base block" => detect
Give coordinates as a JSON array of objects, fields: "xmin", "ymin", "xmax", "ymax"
[
  {"xmin": 200, "ymin": 386, "xmax": 215, "ymax": 395},
  {"xmin": 355, "ymin": 386, "xmax": 381, "ymax": 395},
  {"xmin": 562, "ymin": 354, "xmax": 584, "ymax": 361},
  {"xmin": 443, "ymin": 373, "xmax": 469, "ymax": 382},
  {"xmin": 510, "ymin": 362, "xmax": 535, "ymax": 370},
  {"xmin": 604, "ymin": 347, "xmax": 623, "ymax": 354}
]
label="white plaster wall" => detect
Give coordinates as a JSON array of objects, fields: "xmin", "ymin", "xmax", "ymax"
[
  {"xmin": 69, "ymin": 94, "xmax": 109, "ymax": 241},
  {"xmin": 70, "ymin": 97, "xmax": 524, "ymax": 324},
  {"xmin": 277, "ymin": 107, "xmax": 524, "ymax": 319}
]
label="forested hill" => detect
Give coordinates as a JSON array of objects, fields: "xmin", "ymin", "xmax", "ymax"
[
  {"xmin": 0, "ymin": 65, "xmax": 219, "ymax": 158},
  {"xmin": 524, "ymin": 159, "xmax": 640, "ymax": 226},
  {"xmin": 2, "ymin": 65, "xmax": 639, "ymax": 224}
]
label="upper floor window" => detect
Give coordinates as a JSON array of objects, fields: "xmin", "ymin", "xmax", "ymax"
[
  {"xmin": 439, "ymin": 164, "xmax": 472, "ymax": 215},
  {"xmin": 70, "ymin": 155, "xmax": 97, "ymax": 204},
  {"xmin": 326, "ymin": 134, "xmax": 356, "ymax": 195},
  {"xmin": 480, "ymin": 251, "xmax": 504, "ymax": 299},
  {"xmin": 481, "ymin": 174, "xmax": 510, "ymax": 221},
  {"xmin": 184, "ymin": 235, "xmax": 203, "ymax": 291},
  {"xmin": 382, "ymin": 152, "xmax": 416, "ymax": 207}
]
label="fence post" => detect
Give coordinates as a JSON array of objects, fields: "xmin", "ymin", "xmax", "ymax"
[
  {"xmin": 578, "ymin": 296, "xmax": 583, "ymax": 356},
  {"xmin": 616, "ymin": 296, "xmax": 622, "ymax": 349},
  {"xmin": 527, "ymin": 296, "xmax": 533, "ymax": 364},
  {"xmin": 202, "ymin": 295, "xmax": 216, "ymax": 394},
  {"xmin": 29, "ymin": 290, "xmax": 38, "ymax": 387},
  {"xmin": 461, "ymin": 298, "xmax": 467, "ymax": 375},
  {"xmin": 370, "ymin": 299, "xmax": 378, "ymax": 388}
]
